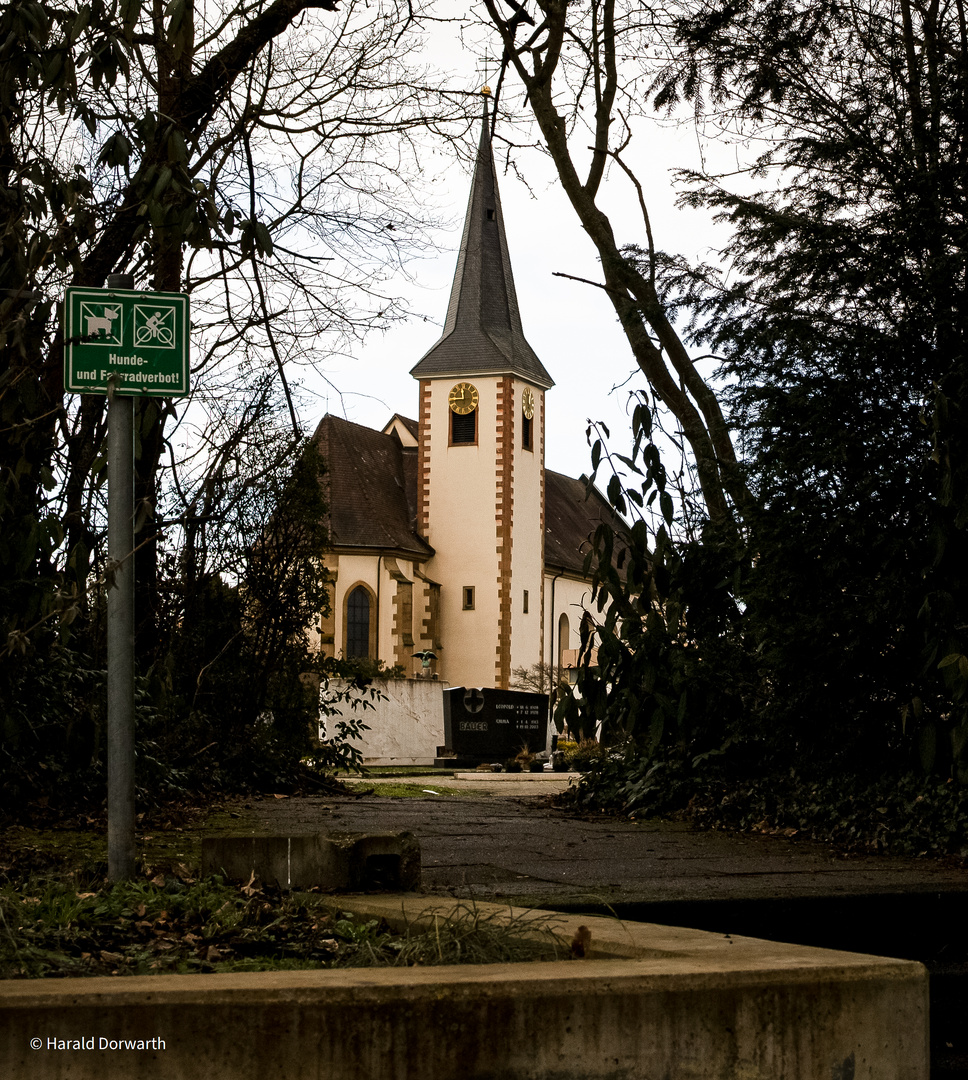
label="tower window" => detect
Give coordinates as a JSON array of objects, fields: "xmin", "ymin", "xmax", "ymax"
[
  {"xmin": 523, "ymin": 590, "xmax": 529, "ymax": 614},
  {"xmin": 463, "ymin": 586, "xmax": 475, "ymax": 610},
  {"xmin": 486, "ymin": 208, "xmax": 496, "ymax": 221},
  {"xmin": 522, "ymin": 413, "xmax": 533, "ymax": 450},
  {"xmin": 451, "ymin": 408, "xmax": 477, "ymax": 444}
]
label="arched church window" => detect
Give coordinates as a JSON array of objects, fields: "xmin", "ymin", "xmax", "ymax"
[
  {"xmin": 345, "ymin": 586, "xmax": 371, "ymax": 658},
  {"xmin": 558, "ymin": 613, "xmax": 570, "ymax": 669}
]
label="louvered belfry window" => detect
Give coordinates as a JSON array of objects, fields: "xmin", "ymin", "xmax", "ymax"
[{"xmin": 451, "ymin": 409, "xmax": 476, "ymax": 444}]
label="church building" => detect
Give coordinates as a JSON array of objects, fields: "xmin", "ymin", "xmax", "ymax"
[{"xmin": 309, "ymin": 110, "xmax": 617, "ymax": 691}]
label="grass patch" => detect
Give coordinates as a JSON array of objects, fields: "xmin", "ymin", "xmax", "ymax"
[
  {"xmin": 0, "ymin": 808, "xmax": 213, "ymax": 886},
  {"xmin": 355, "ymin": 782, "xmax": 466, "ymax": 799},
  {"xmin": 350, "ymin": 767, "xmax": 446, "ymax": 777},
  {"xmin": 366, "ymin": 903, "xmax": 566, "ymax": 966},
  {"xmin": 0, "ymin": 875, "xmax": 565, "ymax": 979}
]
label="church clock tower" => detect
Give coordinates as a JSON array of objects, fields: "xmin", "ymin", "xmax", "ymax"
[{"xmin": 410, "ymin": 106, "xmax": 554, "ymax": 690}]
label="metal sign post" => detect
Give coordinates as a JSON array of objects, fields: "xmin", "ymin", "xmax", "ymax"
[
  {"xmin": 107, "ymin": 362, "xmax": 136, "ymax": 881},
  {"xmin": 100, "ymin": 272, "xmax": 136, "ymax": 882},
  {"xmin": 64, "ymin": 275, "xmax": 190, "ymax": 882}
]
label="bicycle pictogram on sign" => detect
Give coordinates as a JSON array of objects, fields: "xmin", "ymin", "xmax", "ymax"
[{"xmin": 133, "ymin": 304, "xmax": 176, "ymax": 348}]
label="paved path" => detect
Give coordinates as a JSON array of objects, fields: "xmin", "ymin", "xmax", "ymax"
[
  {"xmin": 208, "ymin": 779, "xmax": 968, "ymax": 1077},
  {"xmin": 216, "ymin": 781, "xmax": 968, "ymax": 909}
]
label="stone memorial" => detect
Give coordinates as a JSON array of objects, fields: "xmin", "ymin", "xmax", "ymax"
[{"xmin": 438, "ymin": 687, "xmax": 549, "ymax": 766}]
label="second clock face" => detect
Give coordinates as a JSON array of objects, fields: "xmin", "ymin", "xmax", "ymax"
[
  {"xmin": 522, "ymin": 387, "xmax": 535, "ymax": 419},
  {"xmin": 448, "ymin": 381, "xmax": 479, "ymax": 415}
]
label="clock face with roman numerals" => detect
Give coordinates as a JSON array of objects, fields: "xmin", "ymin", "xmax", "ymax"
[
  {"xmin": 448, "ymin": 382, "xmax": 479, "ymax": 415},
  {"xmin": 522, "ymin": 387, "xmax": 535, "ymax": 420}
]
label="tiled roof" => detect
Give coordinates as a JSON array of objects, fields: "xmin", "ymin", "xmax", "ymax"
[
  {"xmin": 383, "ymin": 414, "xmax": 419, "ymax": 444},
  {"xmin": 544, "ymin": 469, "xmax": 628, "ymax": 577},
  {"xmin": 312, "ymin": 416, "xmax": 627, "ymax": 576},
  {"xmin": 395, "ymin": 415, "xmax": 419, "ymax": 441},
  {"xmin": 310, "ymin": 414, "xmax": 433, "ymax": 558},
  {"xmin": 410, "ymin": 112, "xmax": 554, "ymax": 389}
]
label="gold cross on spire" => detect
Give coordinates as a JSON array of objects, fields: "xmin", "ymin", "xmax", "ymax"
[{"xmin": 476, "ymin": 51, "xmax": 497, "ymax": 96}]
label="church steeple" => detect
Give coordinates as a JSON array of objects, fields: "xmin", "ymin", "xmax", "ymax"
[{"xmin": 410, "ymin": 109, "xmax": 554, "ymax": 389}]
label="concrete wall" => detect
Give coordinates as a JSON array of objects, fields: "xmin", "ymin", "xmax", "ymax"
[
  {"xmin": 0, "ymin": 897, "xmax": 928, "ymax": 1080},
  {"xmin": 322, "ymin": 678, "xmax": 445, "ymax": 766}
]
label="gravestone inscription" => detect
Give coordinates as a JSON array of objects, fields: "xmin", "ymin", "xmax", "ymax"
[{"xmin": 442, "ymin": 687, "xmax": 549, "ymax": 761}]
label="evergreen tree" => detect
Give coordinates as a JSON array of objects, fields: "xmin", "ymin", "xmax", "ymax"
[
  {"xmin": 506, "ymin": 0, "xmax": 968, "ymax": 778},
  {"xmin": 650, "ymin": 0, "xmax": 968, "ymax": 772}
]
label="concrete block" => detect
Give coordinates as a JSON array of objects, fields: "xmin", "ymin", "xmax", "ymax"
[
  {"xmin": 200, "ymin": 831, "xmax": 420, "ymax": 891},
  {"xmin": 0, "ymin": 897, "xmax": 927, "ymax": 1080},
  {"xmin": 323, "ymin": 677, "xmax": 446, "ymax": 765}
]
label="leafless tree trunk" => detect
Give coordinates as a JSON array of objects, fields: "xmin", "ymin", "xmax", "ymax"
[{"xmin": 483, "ymin": 0, "xmax": 751, "ymax": 526}]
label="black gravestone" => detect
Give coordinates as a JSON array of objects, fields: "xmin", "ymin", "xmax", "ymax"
[{"xmin": 440, "ymin": 687, "xmax": 549, "ymax": 764}]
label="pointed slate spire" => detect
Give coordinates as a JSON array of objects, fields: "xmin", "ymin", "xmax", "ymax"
[{"xmin": 410, "ymin": 108, "xmax": 554, "ymax": 388}]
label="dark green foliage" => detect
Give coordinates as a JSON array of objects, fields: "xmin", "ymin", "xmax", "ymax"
[
  {"xmin": 0, "ymin": 644, "xmax": 195, "ymax": 816},
  {"xmin": 327, "ymin": 657, "xmax": 407, "ymax": 681},
  {"xmin": 1, "ymin": 443, "xmax": 343, "ymax": 815},
  {"xmin": 921, "ymin": 367, "xmax": 968, "ymax": 781},
  {"xmin": 567, "ymin": 0, "xmax": 968, "ymax": 806},
  {"xmin": 560, "ymin": 754, "xmax": 968, "ymax": 859},
  {"xmin": 0, "ymin": 646, "xmax": 106, "ymax": 814},
  {"xmin": 558, "ymin": 420, "xmax": 761, "ymax": 769},
  {"xmin": 652, "ymin": 0, "xmax": 968, "ymax": 771},
  {"xmin": 144, "ymin": 444, "xmax": 337, "ymax": 792}
]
